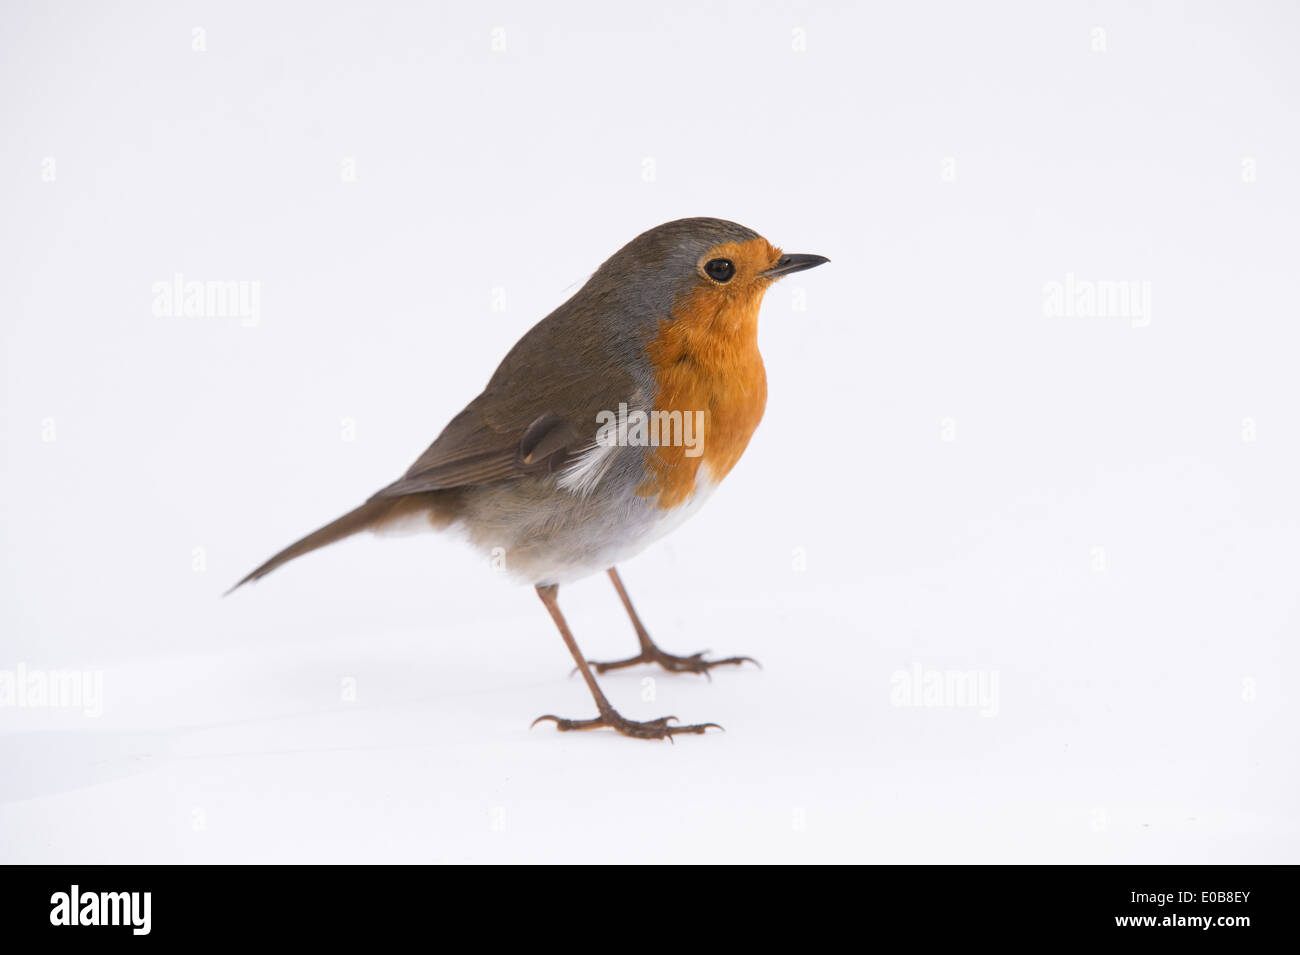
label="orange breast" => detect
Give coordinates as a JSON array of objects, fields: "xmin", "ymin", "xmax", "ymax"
[{"xmin": 638, "ymin": 279, "xmax": 769, "ymax": 510}]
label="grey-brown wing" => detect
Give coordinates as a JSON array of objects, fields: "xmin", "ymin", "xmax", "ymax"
[
  {"xmin": 369, "ymin": 282, "xmax": 646, "ymax": 501},
  {"xmin": 369, "ymin": 403, "xmax": 581, "ymax": 498}
]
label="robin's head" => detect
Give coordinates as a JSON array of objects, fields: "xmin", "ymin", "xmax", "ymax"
[
  {"xmin": 572, "ymin": 219, "xmax": 827, "ymax": 508},
  {"xmin": 580, "ymin": 218, "xmax": 828, "ymax": 335}
]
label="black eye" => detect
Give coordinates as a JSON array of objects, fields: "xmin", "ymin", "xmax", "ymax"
[{"xmin": 704, "ymin": 258, "xmax": 735, "ymax": 283}]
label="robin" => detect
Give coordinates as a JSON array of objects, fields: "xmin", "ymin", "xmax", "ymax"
[{"xmin": 229, "ymin": 218, "xmax": 828, "ymax": 739}]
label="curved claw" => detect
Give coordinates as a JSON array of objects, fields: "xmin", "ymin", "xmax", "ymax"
[
  {"xmin": 666, "ymin": 721, "xmax": 724, "ymax": 737},
  {"xmin": 672, "ymin": 655, "xmax": 714, "ymax": 681},
  {"xmin": 530, "ymin": 714, "xmax": 561, "ymax": 729}
]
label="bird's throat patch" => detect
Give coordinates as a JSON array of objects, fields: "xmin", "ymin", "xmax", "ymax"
[{"xmin": 637, "ymin": 238, "xmax": 774, "ymax": 509}]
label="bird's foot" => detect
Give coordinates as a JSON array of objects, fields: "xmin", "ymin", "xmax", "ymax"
[
  {"xmin": 588, "ymin": 646, "xmax": 759, "ymax": 677},
  {"xmin": 530, "ymin": 710, "xmax": 722, "ymax": 740}
]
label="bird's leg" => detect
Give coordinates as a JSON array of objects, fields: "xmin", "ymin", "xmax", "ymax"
[
  {"xmin": 586, "ymin": 567, "xmax": 759, "ymax": 677},
  {"xmin": 531, "ymin": 584, "xmax": 720, "ymax": 740}
]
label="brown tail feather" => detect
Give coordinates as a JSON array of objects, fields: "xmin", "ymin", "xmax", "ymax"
[{"xmin": 225, "ymin": 496, "xmax": 441, "ymax": 595}]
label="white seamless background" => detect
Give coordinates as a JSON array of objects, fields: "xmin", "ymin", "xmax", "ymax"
[{"xmin": 1, "ymin": 0, "xmax": 1297, "ymax": 863}]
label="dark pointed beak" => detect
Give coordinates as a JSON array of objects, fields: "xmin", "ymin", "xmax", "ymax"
[{"xmin": 761, "ymin": 253, "xmax": 831, "ymax": 279}]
